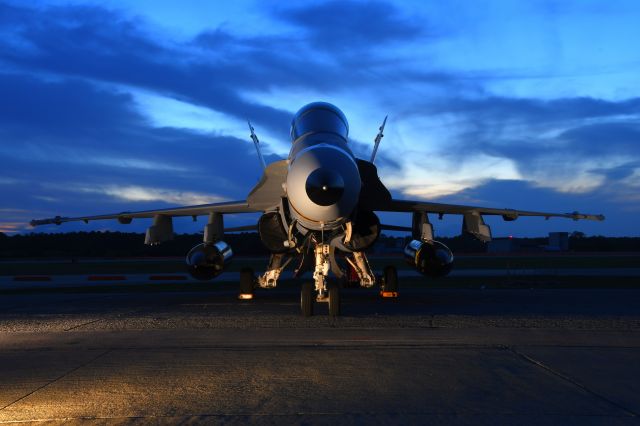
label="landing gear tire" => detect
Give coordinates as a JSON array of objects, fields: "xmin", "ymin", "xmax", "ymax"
[
  {"xmin": 381, "ymin": 265, "xmax": 399, "ymax": 298},
  {"xmin": 328, "ymin": 284, "xmax": 341, "ymax": 317},
  {"xmin": 239, "ymin": 267, "xmax": 255, "ymax": 300},
  {"xmin": 301, "ymin": 282, "xmax": 314, "ymax": 317}
]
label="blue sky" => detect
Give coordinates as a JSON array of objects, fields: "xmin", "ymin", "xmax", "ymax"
[{"xmin": 1, "ymin": 0, "xmax": 639, "ymax": 237}]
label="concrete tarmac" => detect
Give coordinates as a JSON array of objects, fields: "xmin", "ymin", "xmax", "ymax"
[{"xmin": 1, "ymin": 284, "xmax": 639, "ymax": 424}]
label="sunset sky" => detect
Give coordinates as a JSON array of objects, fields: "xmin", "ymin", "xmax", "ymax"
[{"xmin": 1, "ymin": 0, "xmax": 639, "ymax": 237}]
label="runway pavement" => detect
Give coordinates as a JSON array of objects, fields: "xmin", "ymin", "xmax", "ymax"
[{"xmin": 1, "ymin": 282, "xmax": 639, "ymax": 424}]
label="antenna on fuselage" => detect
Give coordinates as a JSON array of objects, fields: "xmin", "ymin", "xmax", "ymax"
[
  {"xmin": 370, "ymin": 115, "xmax": 388, "ymax": 164},
  {"xmin": 248, "ymin": 121, "xmax": 267, "ymax": 171}
]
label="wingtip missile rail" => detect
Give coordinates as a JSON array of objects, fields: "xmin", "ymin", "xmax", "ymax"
[{"xmin": 30, "ymin": 216, "xmax": 66, "ymax": 226}]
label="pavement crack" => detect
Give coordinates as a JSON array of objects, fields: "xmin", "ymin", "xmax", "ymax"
[
  {"xmin": 0, "ymin": 349, "xmax": 112, "ymax": 412},
  {"xmin": 507, "ymin": 346, "xmax": 638, "ymax": 418},
  {"xmin": 64, "ymin": 318, "xmax": 103, "ymax": 331}
]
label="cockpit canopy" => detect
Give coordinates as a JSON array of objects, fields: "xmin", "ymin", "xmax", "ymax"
[{"xmin": 290, "ymin": 102, "xmax": 349, "ymax": 142}]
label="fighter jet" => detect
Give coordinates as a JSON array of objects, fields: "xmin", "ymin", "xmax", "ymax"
[{"xmin": 31, "ymin": 102, "xmax": 604, "ymax": 316}]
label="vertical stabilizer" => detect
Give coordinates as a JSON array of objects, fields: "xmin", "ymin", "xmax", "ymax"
[
  {"xmin": 370, "ymin": 115, "xmax": 388, "ymax": 163},
  {"xmin": 248, "ymin": 121, "xmax": 267, "ymax": 171}
]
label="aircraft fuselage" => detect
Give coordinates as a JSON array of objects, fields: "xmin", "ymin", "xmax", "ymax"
[{"xmin": 286, "ymin": 102, "xmax": 362, "ymax": 231}]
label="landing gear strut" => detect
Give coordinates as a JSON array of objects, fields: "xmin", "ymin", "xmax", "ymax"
[
  {"xmin": 313, "ymin": 243, "xmax": 331, "ymax": 299},
  {"xmin": 300, "ymin": 242, "xmax": 343, "ymax": 317},
  {"xmin": 258, "ymin": 253, "xmax": 293, "ymax": 289}
]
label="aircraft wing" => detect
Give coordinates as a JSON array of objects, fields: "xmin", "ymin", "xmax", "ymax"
[
  {"xmin": 382, "ymin": 199, "xmax": 605, "ymax": 221},
  {"xmin": 30, "ymin": 200, "xmax": 258, "ymax": 227}
]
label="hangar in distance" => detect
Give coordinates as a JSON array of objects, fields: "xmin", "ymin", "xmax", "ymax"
[{"xmin": 32, "ymin": 102, "xmax": 605, "ymax": 316}]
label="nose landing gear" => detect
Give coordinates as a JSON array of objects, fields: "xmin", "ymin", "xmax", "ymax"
[{"xmin": 300, "ymin": 243, "xmax": 342, "ymax": 317}]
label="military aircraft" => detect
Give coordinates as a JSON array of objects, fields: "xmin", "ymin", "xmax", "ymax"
[{"xmin": 31, "ymin": 102, "xmax": 604, "ymax": 316}]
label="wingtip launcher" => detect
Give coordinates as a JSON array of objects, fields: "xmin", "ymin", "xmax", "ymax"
[
  {"xmin": 30, "ymin": 216, "xmax": 66, "ymax": 227},
  {"xmin": 567, "ymin": 211, "xmax": 606, "ymax": 221}
]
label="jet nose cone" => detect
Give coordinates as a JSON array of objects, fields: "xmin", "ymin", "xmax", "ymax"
[{"xmin": 305, "ymin": 168, "xmax": 344, "ymax": 206}]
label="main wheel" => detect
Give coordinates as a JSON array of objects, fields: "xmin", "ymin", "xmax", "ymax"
[
  {"xmin": 301, "ymin": 282, "xmax": 314, "ymax": 317},
  {"xmin": 381, "ymin": 265, "xmax": 399, "ymax": 297},
  {"xmin": 328, "ymin": 284, "xmax": 341, "ymax": 317},
  {"xmin": 239, "ymin": 267, "xmax": 255, "ymax": 300}
]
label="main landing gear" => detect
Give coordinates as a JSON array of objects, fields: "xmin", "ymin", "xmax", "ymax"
[
  {"xmin": 380, "ymin": 265, "xmax": 399, "ymax": 298},
  {"xmin": 240, "ymin": 241, "xmax": 385, "ymax": 317},
  {"xmin": 238, "ymin": 267, "xmax": 255, "ymax": 300}
]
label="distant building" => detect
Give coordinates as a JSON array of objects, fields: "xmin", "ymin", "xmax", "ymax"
[
  {"xmin": 371, "ymin": 236, "xmax": 406, "ymax": 254},
  {"xmin": 546, "ymin": 232, "xmax": 569, "ymax": 251},
  {"xmin": 487, "ymin": 232, "xmax": 568, "ymax": 253},
  {"xmin": 487, "ymin": 237, "xmax": 520, "ymax": 253}
]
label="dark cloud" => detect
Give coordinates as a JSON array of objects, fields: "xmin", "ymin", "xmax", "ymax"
[
  {"xmin": 1, "ymin": 2, "xmax": 294, "ymax": 139},
  {"xmin": 348, "ymin": 136, "xmax": 401, "ymax": 170},
  {"xmin": 0, "ymin": 72, "xmax": 267, "ymax": 233},
  {"xmin": 0, "ymin": 73, "xmax": 256, "ymax": 174},
  {"xmin": 424, "ymin": 96, "xmax": 640, "ymax": 124},
  {"xmin": 0, "ymin": 73, "xmax": 137, "ymax": 139},
  {"xmin": 560, "ymin": 122, "xmax": 640, "ymax": 155},
  {"xmin": 0, "ymin": 1, "xmax": 439, "ymax": 141},
  {"xmin": 591, "ymin": 161, "xmax": 640, "ymax": 181},
  {"xmin": 419, "ymin": 93, "xmax": 639, "ymax": 187},
  {"xmin": 468, "ymin": 121, "xmax": 640, "ymax": 167},
  {"xmin": 275, "ymin": 0, "xmax": 426, "ymax": 52}
]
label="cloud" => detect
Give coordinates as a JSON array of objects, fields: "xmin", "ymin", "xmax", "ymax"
[
  {"xmin": 384, "ymin": 154, "xmax": 521, "ymax": 199},
  {"xmin": 1, "ymin": 0, "xmax": 443, "ymax": 139},
  {"xmin": 0, "ymin": 73, "xmax": 138, "ymax": 139},
  {"xmin": 0, "ymin": 72, "xmax": 263, "ymax": 184},
  {"xmin": 0, "ymin": 222, "xmax": 26, "ymax": 234},
  {"xmin": 275, "ymin": 0, "xmax": 427, "ymax": 52},
  {"xmin": 76, "ymin": 185, "xmax": 226, "ymax": 205},
  {"xmin": 408, "ymin": 94, "xmax": 640, "ymax": 202},
  {"xmin": 0, "ymin": 2, "xmax": 295, "ymax": 139},
  {"xmin": 424, "ymin": 96, "xmax": 640, "ymax": 124},
  {"xmin": 0, "ymin": 71, "xmax": 266, "ymax": 233}
]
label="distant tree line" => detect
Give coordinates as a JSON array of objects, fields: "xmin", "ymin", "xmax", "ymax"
[
  {"xmin": 0, "ymin": 231, "xmax": 638, "ymax": 258},
  {"xmin": 0, "ymin": 232, "xmax": 268, "ymax": 258}
]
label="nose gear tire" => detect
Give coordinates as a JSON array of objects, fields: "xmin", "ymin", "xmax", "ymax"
[
  {"xmin": 301, "ymin": 282, "xmax": 314, "ymax": 317},
  {"xmin": 328, "ymin": 284, "xmax": 341, "ymax": 317}
]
